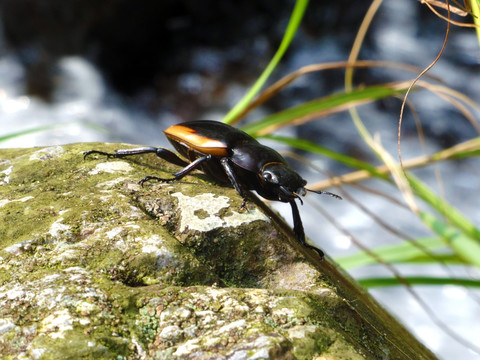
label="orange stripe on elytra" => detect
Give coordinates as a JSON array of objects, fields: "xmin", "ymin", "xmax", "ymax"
[{"xmin": 164, "ymin": 125, "xmax": 228, "ymax": 156}]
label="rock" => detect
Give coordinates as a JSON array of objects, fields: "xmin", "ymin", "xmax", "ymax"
[{"xmin": 0, "ymin": 143, "xmax": 437, "ymax": 359}]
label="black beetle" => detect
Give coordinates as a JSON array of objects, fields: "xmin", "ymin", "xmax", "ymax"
[{"xmin": 84, "ymin": 120, "xmax": 341, "ymax": 258}]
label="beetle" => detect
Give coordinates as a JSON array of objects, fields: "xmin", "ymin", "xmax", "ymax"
[{"xmin": 84, "ymin": 120, "xmax": 341, "ymax": 258}]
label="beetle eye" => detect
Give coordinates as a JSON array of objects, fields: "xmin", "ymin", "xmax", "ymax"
[{"xmin": 263, "ymin": 171, "xmax": 280, "ymax": 184}]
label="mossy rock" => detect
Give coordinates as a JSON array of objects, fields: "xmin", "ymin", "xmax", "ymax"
[{"xmin": 0, "ymin": 144, "xmax": 437, "ymax": 359}]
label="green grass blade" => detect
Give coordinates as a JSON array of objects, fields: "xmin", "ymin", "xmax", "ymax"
[
  {"xmin": 240, "ymin": 83, "xmax": 408, "ymax": 136},
  {"xmin": 470, "ymin": 0, "xmax": 480, "ymax": 48},
  {"xmin": 81, "ymin": 122, "xmax": 110, "ymax": 133},
  {"xmin": 0, "ymin": 125, "xmax": 60, "ymax": 143},
  {"xmin": 437, "ymin": 137, "xmax": 480, "ymax": 160},
  {"xmin": 358, "ymin": 276, "xmax": 480, "ymax": 288},
  {"xmin": 223, "ymin": 0, "xmax": 309, "ymax": 124},
  {"xmin": 419, "ymin": 211, "xmax": 480, "ymax": 268},
  {"xmin": 407, "ymin": 174, "xmax": 480, "ymax": 242},
  {"xmin": 261, "ymin": 135, "xmax": 388, "ymax": 179},
  {"xmin": 335, "ymin": 237, "xmax": 452, "ymax": 270},
  {"xmin": 0, "ymin": 123, "xmax": 109, "ymax": 144}
]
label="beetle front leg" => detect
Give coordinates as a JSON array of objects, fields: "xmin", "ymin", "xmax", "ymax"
[
  {"xmin": 139, "ymin": 155, "xmax": 211, "ymax": 186},
  {"xmin": 290, "ymin": 200, "xmax": 324, "ymax": 259},
  {"xmin": 220, "ymin": 158, "xmax": 250, "ymax": 210}
]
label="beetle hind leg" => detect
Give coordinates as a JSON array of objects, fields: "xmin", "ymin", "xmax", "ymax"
[
  {"xmin": 83, "ymin": 149, "xmax": 117, "ymax": 159},
  {"xmin": 153, "ymin": 148, "xmax": 189, "ymax": 167},
  {"xmin": 84, "ymin": 146, "xmax": 188, "ymax": 167},
  {"xmin": 84, "ymin": 147, "xmax": 158, "ymax": 160}
]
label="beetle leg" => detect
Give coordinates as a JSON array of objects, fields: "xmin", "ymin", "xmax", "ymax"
[
  {"xmin": 290, "ymin": 200, "xmax": 324, "ymax": 259},
  {"xmin": 84, "ymin": 147, "xmax": 158, "ymax": 159},
  {"xmin": 84, "ymin": 147, "xmax": 188, "ymax": 167},
  {"xmin": 139, "ymin": 155, "xmax": 212, "ymax": 186},
  {"xmin": 220, "ymin": 158, "xmax": 250, "ymax": 209},
  {"xmin": 153, "ymin": 148, "xmax": 189, "ymax": 167}
]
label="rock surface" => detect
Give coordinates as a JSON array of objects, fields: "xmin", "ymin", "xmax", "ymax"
[{"xmin": 0, "ymin": 143, "xmax": 437, "ymax": 359}]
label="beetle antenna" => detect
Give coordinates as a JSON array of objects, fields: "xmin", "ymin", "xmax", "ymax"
[{"xmin": 306, "ymin": 188, "xmax": 342, "ymax": 200}]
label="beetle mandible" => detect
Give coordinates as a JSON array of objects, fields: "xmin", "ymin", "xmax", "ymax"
[{"xmin": 84, "ymin": 120, "xmax": 341, "ymax": 258}]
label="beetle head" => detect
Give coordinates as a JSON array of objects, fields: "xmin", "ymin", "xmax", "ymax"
[
  {"xmin": 261, "ymin": 162, "xmax": 307, "ymax": 202},
  {"xmin": 261, "ymin": 162, "xmax": 342, "ymax": 203}
]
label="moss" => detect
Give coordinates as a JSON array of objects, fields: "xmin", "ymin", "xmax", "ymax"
[{"xmin": 32, "ymin": 329, "xmax": 128, "ymax": 359}]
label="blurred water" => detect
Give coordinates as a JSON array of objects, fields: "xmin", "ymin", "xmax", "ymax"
[
  {"xmin": 0, "ymin": 56, "xmax": 180, "ymax": 148},
  {"xmin": 1, "ymin": 1, "xmax": 480, "ymax": 359}
]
